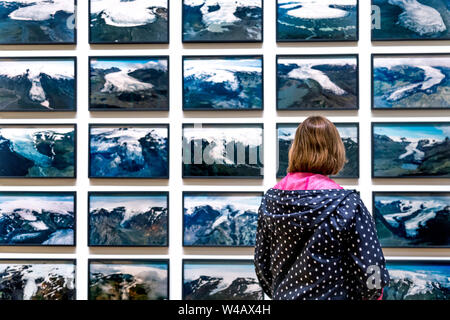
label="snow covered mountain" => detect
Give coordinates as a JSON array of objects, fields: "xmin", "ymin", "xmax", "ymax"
[
  {"xmin": 89, "ymin": 263, "xmax": 168, "ymax": 300},
  {"xmin": 0, "ymin": 262, "xmax": 75, "ymax": 300},
  {"xmin": 183, "ymin": 58, "xmax": 263, "ymax": 109},
  {"xmin": 384, "ymin": 266, "xmax": 450, "ymax": 300},
  {"xmin": 0, "ymin": 195, "xmax": 74, "ymax": 245},
  {"xmin": 184, "ymin": 198, "xmax": 259, "ymax": 246}
]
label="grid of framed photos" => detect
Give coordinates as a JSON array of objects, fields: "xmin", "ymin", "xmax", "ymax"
[{"xmin": 0, "ymin": 1, "xmax": 449, "ymax": 301}]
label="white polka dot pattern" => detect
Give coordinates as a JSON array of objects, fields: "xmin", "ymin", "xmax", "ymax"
[{"xmin": 254, "ymin": 188, "xmax": 390, "ymax": 300}]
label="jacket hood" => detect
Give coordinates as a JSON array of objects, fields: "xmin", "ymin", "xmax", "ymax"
[{"xmin": 260, "ymin": 188, "xmax": 359, "ymax": 231}]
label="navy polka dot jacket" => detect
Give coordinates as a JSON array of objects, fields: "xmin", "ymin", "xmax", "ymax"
[{"xmin": 254, "ymin": 188, "xmax": 390, "ymax": 300}]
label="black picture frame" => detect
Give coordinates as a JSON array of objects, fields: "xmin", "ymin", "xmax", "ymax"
[
  {"xmin": 182, "ymin": 123, "xmax": 264, "ymax": 179},
  {"xmin": 88, "ymin": 55, "xmax": 170, "ymax": 111},
  {"xmin": 276, "ymin": 122, "xmax": 360, "ymax": 179},
  {"xmin": 88, "ymin": 0, "xmax": 170, "ymax": 44},
  {"xmin": 0, "ymin": 123, "xmax": 77, "ymax": 179},
  {"xmin": 0, "ymin": 56, "xmax": 77, "ymax": 112},
  {"xmin": 182, "ymin": 259, "xmax": 265, "ymax": 300},
  {"xmin": 371, "ymin": 122, "xmax": 450, "ymax": 179},
  {"xmin": 372, "ymin": 191, "xmax": 450, "ymax": 248},
  {"xmin": 88, "ymin": 258, "xmax": 170, "ymax": 300},
  {"xmin": 276, "ymin": 54, "xmax": 359, "ymax": 111},
  {"xmin": 88, "ymin": 123, "xmax": 169, "ymax": 179},
  {"xmin": 0, "ymin": 259, "xmax": 76, "ymax": 300},
  {"xmin": 88, "ymin": 191, "xmax": 169, "ymax": 247},
  {"xmin": 371, "ymin": 0, "xmax": 450, "ymax": 42},
  {"xmin": 0, "ymin": 0, "xmax": 77, "ymax": 45},
  {"xmin": 182, "ymin": 191, "xmax": 263, "ymax": 248},
  {"xmin": 371, "ymin": 53, "xmax": 450, "ymax": 110},
  {"xmin": 276, "ymin": 0, "xmax": 359, "ymax": 43},
  {"xmin": 383, "ymin": 258, "xmax": 450, "ymax": 300},
  {"xmin": 182, "ymin": 0, "xmax": 263, "ymax": 43},
  {"xmin": 0, "ymin": 191, "xmax": 76, "ymax": 247},
  {"xmin": 182, "ymin": 55, "xmax": 264, "ymax": 111}
]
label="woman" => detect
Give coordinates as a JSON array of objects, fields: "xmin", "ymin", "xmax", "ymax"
[{"xmin": 254, "ymin": 116, "xmax": 390, "ymax": 300}]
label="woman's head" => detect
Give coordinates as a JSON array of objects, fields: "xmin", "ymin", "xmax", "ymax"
[{"xmin": 287, "ymin": 116, "xmax": 346, "ymax": 176}]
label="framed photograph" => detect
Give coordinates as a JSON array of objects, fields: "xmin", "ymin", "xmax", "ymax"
[
  {"xmin": 372, "ymin": 122, "xmax": 450, "ymax": 178},
  {"xmin": 372, "ymin": 54, "xmax": 450, "ymax": 110},
  {"xmin": 0, "ymin": 191, "xmax": 76, "ymax": 246},
  {"xmin": 182, "ymin": 259, "xmax": 264, "ymax": 300},
  {"xmin": 88, "ymin": 259, "xmax": 169, "ymax": 300},
  {"xmin": 384, "ymin": 259, "xmax": 450, "ymax": 300},
  {"xmin": 0, "ymin": 57, "xmax": 76, "ymax": 112},
  {"xmin": 277, "ymin": 55, "xmax": 359, "ymax": 110},
  {"xmin": 373, "ymin": 192, "xmax": 450, "ymax": 248},
  {"xmin": 0, "ymin": 0, "xmax": 76, "ymax": 45},
  {"xmin": 277, "ymin": 0, "xmax": 358, "ymax": 42},
  {"xmin": 182, "ymin": 0, "xmax": 263, "ymax": 43},
  {"xmin": 183, "ymin": 55, "xmax": 263, "ymax": 111},
  {"xmin": 89, "ymin": 0, "xmax": 169, "ymax": 44},
  {"xmin": 89, "ymin": 56, "xmax": 169, "ymax": 111},
  {"xmin": 89, "ymin": 124, "xmax": 169, "ymax": 179},
  {"xmin": 372, "ymin": 0, "xmax": 450, "ymax": 41},
  {"xmin": 0, "ymin": 124, "xmax": 76, "ymax": 178},
  {"xmin": 183, "ymin": 191, "xmax": 263, "ymax": 247},
  {"xmin": 182, "ymin": 123, "xmax": 264, "ymax": 179},
  {"xmin": 88, "ymin": 191, "xmax": 168, "ymax": 247},
  {"xmin": 0, "ymin": 259, "xmax": 76, "ymax": 300},
  {"xmin": 277, "ymin": 123, "xmax": 359, "ymax": 179}
]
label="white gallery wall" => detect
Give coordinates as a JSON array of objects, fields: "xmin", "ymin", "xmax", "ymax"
[{"xmin": 0, "ymin": 0, "xmax": 449, "ymax": 300}]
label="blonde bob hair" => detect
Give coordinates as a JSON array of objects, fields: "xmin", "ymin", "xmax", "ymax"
[{"xmin": 287, "ymin": 116, "xmax": 346, "ymax": 176}]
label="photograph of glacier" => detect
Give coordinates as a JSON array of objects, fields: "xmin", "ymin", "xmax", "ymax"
[
  {"xmin": 89, "ymin": 260, "xmax": 168, "ymax": 300},
  {"xmin": 0, "ymin": 58, "xmax": 75, "ymax": 111},
  {"xmin": 0, "ymin": 0, "xmax": 75, "ymax": 44},
  {"xmin": 383, "ymin": 261, "xmax": 449, "ymax": 300},
  {"xmin": 89, "ymin": 0, "xmax": 168, "ymax": 43},
  {"xmin": 372, "ymin": 123, "xmax": 450, "ymax": 178},
  {"xmin": 182, "ymin": 124, "xmax": 264, "ymax": 178},
  {"xmin": 183, "ymin": 56, "xmax": 263, "ymax": 110},
  {"xmin": 277, "ymin": 55, "xmax": 358, "ymax": 110},
  {"xmin": 183, "ymin": 192, "xmax": 262, "ymax": 247},
  {"xmin": 0, "ymin": 125, "xmax": 76, "ymax": 178},
  {"xmin": 89, "ymin": 125, "xmax": 169, "ymax": 178},
  {"xmin": 0, "ymin": 260, "xmax": 75, "ymax": 300},
  {"xmin": 183, "ymin": 0, "xmax": 262, "ymax": 42},
  {"xmin": 374, "ymin": 193, "xmax": 450, "ymax": 247},
  {"xmin": 0, "ymin": 192, "xmax": 75, "ymax": 246},
  {"xmin": 183, "ymin": 260, "xmax": 264, "ymax": 300},
  {"xmin": 277, "ymin": 123, "xmax": 359, "ymax": 178},
  {"xmin": 89, "ymin": 57, "xmax": 169, "ymax": 110},
  {"xmin": 277, "ymin": 0, "xmax": 358, "ymax": 41},
  {"xmin": 373, "ymin": 55, "xmax": 450, "ymax": 109},
  {"xmin": 372, "ymin": 0, "xmax": 450, "ymax": 40},
  {"xmin": 89, "ymin": 192, "xmax": 168, "ymax": 246}
]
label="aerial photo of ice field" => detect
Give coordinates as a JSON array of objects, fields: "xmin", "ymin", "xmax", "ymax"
[
  {"xmin": 89, "ymin": 0, "xmax": 168, "ymax": 43},
  {"xmin": 277, "ymin": 0, "xmax": 358, "ymax": 41},
  {"xmin": 372, "ymin": 123, "xmax": 450, "ymax": 178},
  {"xmin": 373, "ymin": 54, "xmax": 450, "ymax": 109},
  {"xmin": 183, "ymin": 260, "xmax": 264, "ymax": 300},
  {"xmin": 372, "ymin": 0, "xmax": 450, "ymax": 40},
  {"xmin": 183, "ymin": 0, "xmax": 262, "ymax": 42}
]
